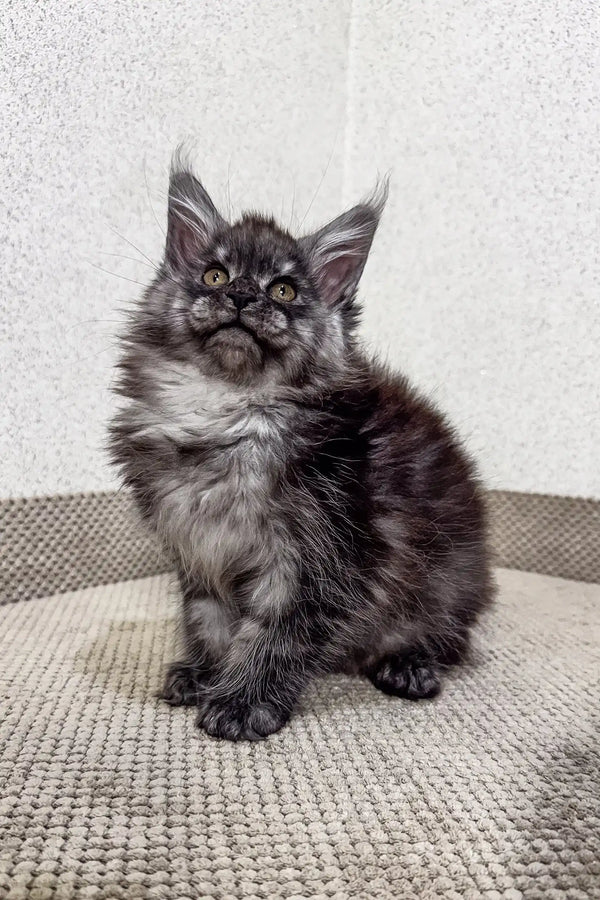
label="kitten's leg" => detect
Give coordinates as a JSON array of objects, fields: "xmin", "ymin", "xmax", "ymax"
[
  {"xmin": 196, "ymin": 562, "xmax": 314, "ymax": 740},
  {"xmin": 162, "ymin": 575, "xmax": 233, "ymax": 707},
  {"xmin": 196, "ymin": 614, "xmax": 309, "ymax": 740}
]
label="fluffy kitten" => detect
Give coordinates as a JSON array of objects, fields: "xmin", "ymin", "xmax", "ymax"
[{"xmin": 110, "ymin": 156, "xmax": 493, "ymax": 741}]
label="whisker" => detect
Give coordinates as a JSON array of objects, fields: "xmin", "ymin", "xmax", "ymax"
[
  {"xmin": 89, "ymin": 262, "xmax": 151, "ymax": 290},
  {"xmin": 225, "ymin": 158, "xmax": 234, "ymax": 221},
  {"xmin": 143, "ymin": 155, "xmax": 166, "ymax": 237},
  {"xmin": 298, "ymin": 129, "xmax": 341, "ymax": 232},
  {"xmin": 108, "ymin": 226, "xmax": 158, "ymax": 269},
  {"xmin": 89, "ymin": 263, "xmax": 181, "ymax": 302},
  {"xmin": 108, "ymin": 225, "xmax": 185, "ymax": 291},
  {"xmin": 65, "ymin": 318, "xmax": 126, "ymax": 331},
  {"xmin": 97, "ymin": 251, "xmax": 160, "ymax": 273}
]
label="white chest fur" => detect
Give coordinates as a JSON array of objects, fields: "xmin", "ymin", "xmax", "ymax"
[{"xmin": 128, "ymin": 361, "xmax": 289, "ymax": 590}]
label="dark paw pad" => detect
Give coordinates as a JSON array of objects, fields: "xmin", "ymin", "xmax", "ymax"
[
  {"xmin": 370, "ymin": 655, "xmax": 441, "ymax": 700},
  {"xmin": 197, "ymin": 696, "xmax": 288, "ymax": 741},
  {"xmin": 161, "ymin": 662, "xmax": 206, "ymax": 706}
]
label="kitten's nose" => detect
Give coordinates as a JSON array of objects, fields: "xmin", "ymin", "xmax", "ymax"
[{"xmin": 227, "ymin": 290, "xmax": 257, "ymax": 311}]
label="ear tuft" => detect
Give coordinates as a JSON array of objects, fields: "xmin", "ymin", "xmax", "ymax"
[
  {"xmin": 300, "ymin": 177, "xmax": 388, "ymax": 307},
  {"xmin": 166, "ymin": 148, "xmax": 227, "ymax": 273}
]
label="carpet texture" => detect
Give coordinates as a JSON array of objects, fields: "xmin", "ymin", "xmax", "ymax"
[{"xmin": 1, "ymin": 569, "xmax": 598, "ymax": 899}]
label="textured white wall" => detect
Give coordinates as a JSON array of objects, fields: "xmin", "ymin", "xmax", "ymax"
[
  {"xmin": 2, "ymin": 0, "xmax": 599, "ymax": 499},
  {"xmin": 344, "ymin": 0, "xmax": 600, "ymax": 498},
  {"xmin": 1, "ymin": 0, "xmax": 349, "ymax": 497}
]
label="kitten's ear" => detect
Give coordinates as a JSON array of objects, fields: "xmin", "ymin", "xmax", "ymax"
[
  {"xmin": 300, "ymin": 180, "xmax": 388, "ymax": 306},
  {"xmin": 166, "ymin": 156, "xmax": 226, "ymax": 273}
]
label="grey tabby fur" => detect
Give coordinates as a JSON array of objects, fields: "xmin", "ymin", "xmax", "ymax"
[{"xmin": 109, "ymin": 154, "xmax": 492, "ymax": 741}]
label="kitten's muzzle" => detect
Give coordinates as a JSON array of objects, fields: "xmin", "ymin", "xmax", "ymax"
[{"xmin": 227, "ymin": 290, "xmax": 258, "ymax": 312}]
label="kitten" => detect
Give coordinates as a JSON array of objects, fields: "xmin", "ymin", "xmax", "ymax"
[{"xmin": 109, "ymin": 154, "xmax": 493, "ymax": 741}]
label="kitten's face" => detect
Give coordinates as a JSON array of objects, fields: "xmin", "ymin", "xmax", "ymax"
[
  {"xmin": 170, "ymin": 215, "xmax": 337, "ymax": 383},
  {"xmin": 144, "ymin": 162, "xmax": 386, "ymax": 386}
]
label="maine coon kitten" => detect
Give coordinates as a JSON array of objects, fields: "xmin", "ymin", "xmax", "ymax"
[{"xmin": 110, "ymin": 155, "xmax": 493, "ymax": 741}]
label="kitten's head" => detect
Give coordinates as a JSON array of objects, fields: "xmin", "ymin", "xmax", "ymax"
[{"xmin": 143, "ymin": 155, "xmax": 387, "ymax": 386}]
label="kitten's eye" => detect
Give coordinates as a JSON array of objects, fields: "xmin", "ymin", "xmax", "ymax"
[
  {"xmin": 203, "ymin": 267, "xmax": 229, "ymax": 286},
  {"xmin": 269, "ymin": 282, "xmax": 296, "ymax": 303}
]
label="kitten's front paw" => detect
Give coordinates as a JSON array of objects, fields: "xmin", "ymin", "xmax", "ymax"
[
  {"xmin": 197, "ymin": 696, "xmax": 289, "ymax": 741},
  {"xmin": 161, "ymin": 662, "xmax": 207, "ymax": 706}
]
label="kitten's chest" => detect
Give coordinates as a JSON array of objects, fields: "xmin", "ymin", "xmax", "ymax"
[
  {"xmin": 173, "ymin": 414, "xmax": 283, "ymax": 583},
  {"xmin": 178, "ymin": 404, "xmax": 280, "ymax": 510},
  {"xmin": 135, "ymin": 364, "xmax": 289, "ymax": 576}
]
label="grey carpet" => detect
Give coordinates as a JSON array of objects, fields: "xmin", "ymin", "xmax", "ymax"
[{"xmin": 1, "ymin": 568, "xmax": 598, "ymax": 899}]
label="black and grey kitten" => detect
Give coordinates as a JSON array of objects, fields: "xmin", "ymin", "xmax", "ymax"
[{"xmin": 110, "ymin": 156, "xmax": 493, "ymax": 741}]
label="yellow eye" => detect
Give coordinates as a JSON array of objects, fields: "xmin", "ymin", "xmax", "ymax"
[
  {"xmin": 269, "ymin": 282, "xmax": 296, "ymax": 303},
  {"xmin": 203, "ymin": 267, "xmax": 229, "ymax": 286}
]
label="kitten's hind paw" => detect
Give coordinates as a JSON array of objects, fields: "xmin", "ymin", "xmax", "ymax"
[
  {"xmin": 369, "ymin": 653, "xmax": 441, "ymax": 700},
  {"xmin": 160, "ymin": 662, "xmax": 207, "ymax": 706}
]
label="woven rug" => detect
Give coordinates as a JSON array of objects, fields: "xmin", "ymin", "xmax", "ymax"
[{"xmin": 1, "ymin": 568, "xmax": 598, "ymax": 899}]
